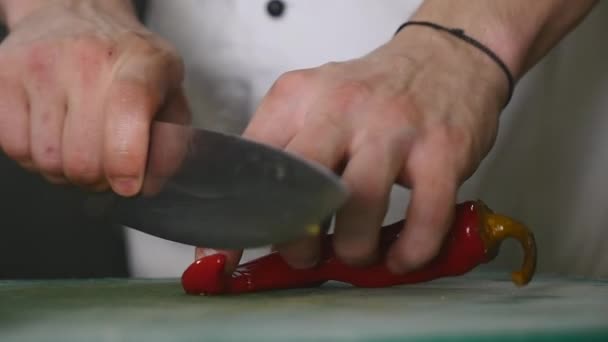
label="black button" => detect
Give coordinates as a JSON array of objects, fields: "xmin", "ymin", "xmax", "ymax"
[{"xmin": 267, "ymin": 0, "xmax": 286, "ymax": 18}]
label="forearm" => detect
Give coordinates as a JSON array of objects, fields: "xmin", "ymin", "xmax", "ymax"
[
  {"xmin": 0, "ymin": 0, "xmax": 137, "ymax": 28},
  {"xmin": 397, "ymin": 0, "xmax": 598, "ymax": 80}
]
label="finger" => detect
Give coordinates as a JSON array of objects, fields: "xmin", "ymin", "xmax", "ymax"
[
  {"xmin": 156, "ymin": 88, "xmax": 191, "ymax": 125},
  {"xmin": 0, "ymin": 80, "xmax": 33, "ymax": 170},
  {"xmin": 62, "ymin": 89, "xmax": 105, "ymax": 188},
  {"xmin": 103, "ymin": 80, "xmax": 165, "ymax": 197},
  {"xmin": 29, "ymin": 86, "xmax": 67, "ymax": 182},
  {"xmin": 103, "ymin": 41, "xmax": 184, "ymax": 197},
  {"xmin": 387, "ymin": 153, "xmax": 459, "ymax": 274},
  {"xmin": 333, "ymin": 137, "xmax": 404, "ymax": 266},
  {"xmin": 194, "ymin": 248, "xmax": 243, "ymax": 275},
  {"xmin": 141, "ymin": 88, "xmax": 192, "ymax": 196},
  {"xmin": 43, "ymin": 176, "xmax": 69, "ymax": 185},
  {"xmin": 274, "ymin": 114, "xmax": 349, "ymax": 269},
  {"xmin": 241, "ymin": 100, "xmax": 297, "ymax": 148},
  {"xmin": 275, "ymin": 235, "xmax": 323, "ymax": 269},
  {"xmin": 242, "ymin": 71, "xmax": 312, "ymax": 147}
]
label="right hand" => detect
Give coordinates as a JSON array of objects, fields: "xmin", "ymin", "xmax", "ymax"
[{"xmin": 0, "ymin": 0, "xmax": 190, "ymax": 196}]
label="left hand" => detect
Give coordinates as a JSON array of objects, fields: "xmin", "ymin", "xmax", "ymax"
[{"xmin": 196, "ymin": 26, "xmax": 508, "ymax": 274}]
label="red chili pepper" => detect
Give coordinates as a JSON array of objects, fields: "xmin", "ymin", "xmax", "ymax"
[{"xmin": 182, "ymin": 200, "xmax": 537, "ymax": 295}]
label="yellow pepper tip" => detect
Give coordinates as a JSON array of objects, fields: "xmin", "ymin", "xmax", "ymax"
[{"xmin": 306, "ymin": 224, "xmax": 321, "ymax": 236}]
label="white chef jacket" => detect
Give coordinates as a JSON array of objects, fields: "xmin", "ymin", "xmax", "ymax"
[{"xmin": 125, "ymin": 0, "xmax": 608, "ymax": 279}]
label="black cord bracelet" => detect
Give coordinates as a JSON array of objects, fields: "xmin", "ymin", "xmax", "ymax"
[{"xmin": 395, "ymin": 21, "xmax": 514, "ymax": 108}]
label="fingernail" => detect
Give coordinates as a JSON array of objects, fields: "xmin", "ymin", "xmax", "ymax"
[
  {"xmin": 111, "ymin": 177, "xmax": 140, "ymax": 196},
  {"xmin": 204, "ymin": 248, "xmax": 219, "ymax": 256},
  {"xmin": 386, "ymin": 249, "xmax": 413, "ymax": 275},
  {"xmin": 195, "ymin": 248, "xmax": 219, "ymax": 260},
  {"xmin": 386, "ymin": 258, "xmax": 406, "ymax": 275},
  {"xmin": 286, "ymin": 253, "xmax": 320, "ymax": 270},
  {"xmin": 387, "ymin": 259, "xmax": 410, "ymax": 275}
]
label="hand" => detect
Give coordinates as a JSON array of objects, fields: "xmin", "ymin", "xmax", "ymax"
[
  {"xmin": 0, "ymin": 0, "xmax": 189, "ymax": 196},
  {"xmin": 197, "ymin": 25, "xmax": 508, "ymax": 274}
]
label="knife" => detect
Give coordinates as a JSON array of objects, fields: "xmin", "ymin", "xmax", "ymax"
[{"xmin": 87, "ymin": 121, "xmax": 349, "ymax": 249}]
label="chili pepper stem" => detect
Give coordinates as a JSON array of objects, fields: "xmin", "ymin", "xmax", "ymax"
[{"xmin": 477, "ymin": 202, "xmax": 537, "ymax": 286}]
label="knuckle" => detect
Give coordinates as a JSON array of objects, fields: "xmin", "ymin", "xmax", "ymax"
[
  {"xmin": 120, "ymin": 32, "xmax": 185, "ymax": 80},
  {"xmin": 427, "ymin": 124, "xmax": 478, "ymax": 179},
  {"xmin": 123, "ymin": 31, "xmax": 165, "ymax": 56},
  {"xmin": 348, "ymin": 175, "xmax": 386, "ymax": 205},
  {"xmin": 0, "ymin": 86, "xmax": 27, "ymax": 121},
  {"xmin": 270, "ymin": 70, "xmax": 312, "ymax": 96},
  {"xmin": 409, "ymin": 125, "xmax": 467, "ymax": 177},
  {"xmin": 327, "ymin": 79, "xmax": 373, "ymax": 113},
  {"xmin": 444, "ymin": 124, "xmax": 472, "ymax": 147},
  {"xmin": 23, "ymin": 43, "xmax": 58, "ymax": 84},
  {"xmin": 381, "ymin": 95, "xmax": 423, "ymax": 126},
  {"xmin": 2, "ymin": 142, "xmax": 30, "ymax": 162},
  {"xmin": 72, "ymin": 35, "xmax": 113, "ymax": 59},
  {"xmin": 32, "ymin": 145, "xmax": 62, "ymax": 175},
  {"xmin": 319, "ymin": 61, "xmax": 341, "ymax": 70},
  {"xmin": 335, "ymin": 240, "xmax": 377, "ymax": 266},
  {"xmin": 152, "ymin": 41, "xmax": 184, "ymax": 79},
  {"xmin": 398, "ymin": 238, "xmax": 442, "ymax": 269},
  {"xmin": 426, "ymin": 122, "xmax": 471, "ymax": 151},
  {"xmin": 69, "ymin": 35, "xmax": 118, "ymax": 84},
  {"xmin": 335, "ymin": 79, "xmax": 373, "ymax": 99}
]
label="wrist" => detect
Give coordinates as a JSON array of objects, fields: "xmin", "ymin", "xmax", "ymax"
[
  {"xmin": 399, "ymin": 1, "xmax": 536, "ymax": 82},
  {"xmin": 401, "ymin": 0, "xmax": 598, "ymax": 81},
  {"xmin": 382, "ymin": 25, "xmax": 509, "ymax": 112},
  {"xmin": 0, "ymin": 0, "xmax": 137, "ymax": 29},
  {"xmin": 395, "ymin": 21, "xmax": 514, "ymax": 108}
]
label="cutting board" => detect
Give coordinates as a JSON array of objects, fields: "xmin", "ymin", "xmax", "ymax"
[{"xmin": 1, "ymin": 271, "xmax": 606, "ymax": 342}]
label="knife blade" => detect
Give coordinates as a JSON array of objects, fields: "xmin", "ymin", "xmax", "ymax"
[{"xmin": 91, "ymin": 121, "xmax": 348, "ymax": 249}]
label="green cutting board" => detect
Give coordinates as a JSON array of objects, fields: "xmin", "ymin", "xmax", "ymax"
[{"xmin": 1, "ymin": 272, "xmax": 607, "ymax": 342}]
